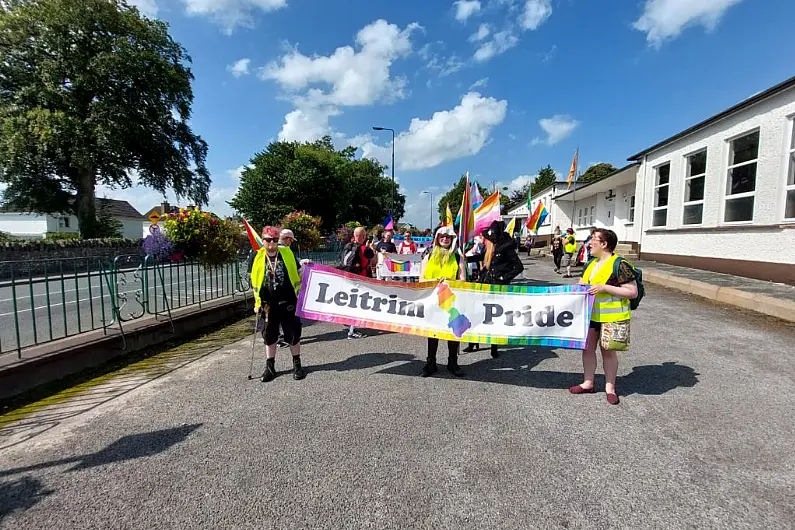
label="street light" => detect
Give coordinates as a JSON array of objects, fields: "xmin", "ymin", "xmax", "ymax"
[
  {"xmin": 373, "ymin": 126, "xmax": 395, "ymax": 215},
  {"xmin": 422, "ymin": 191, "xmax": 434, "ymax": 232}
]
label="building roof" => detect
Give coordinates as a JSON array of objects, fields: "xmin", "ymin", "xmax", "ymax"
[
  {"xmin": 1, "ymin": 197, "xmax": 142, "ymax": 218},
  {"xmin": 554, "ymin": 163, "xmax": 640, "ymax": 200},
  {"xmin": 628, "ymin": 74, "xmax": 795, "ymax": 161}
]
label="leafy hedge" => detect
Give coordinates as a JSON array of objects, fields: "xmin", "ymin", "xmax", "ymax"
[{"xmin": 0, "ymin": 237, "xmax": 142, "ymax": 251}]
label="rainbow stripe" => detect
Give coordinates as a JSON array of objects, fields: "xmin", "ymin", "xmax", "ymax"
[
  {"xmin": 384, "ymin": 257, "xmax": 411, "ymax": 273},
  {"xmin": 437, "ymin": 283, "xmax": 472, "ymax": 337}
]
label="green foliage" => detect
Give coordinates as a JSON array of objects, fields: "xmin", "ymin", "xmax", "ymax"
[
  {"xmin": 0, "ymin": 230, "xmax": 14, "ymax": 242},
  {"xmin": 44, "ymin": 232, "xmax": 80, "ymax": 240},
  {"xmin": 281, "ymin": 211, "xmax": 322, "ymax": 251},
  {"xmin": 163, "ymin": 207, "xmax": 240, "ymax": 267},
  {"xmin": 436, "ymin": 175, "xmax": 490, "ymax": 226},
  {"xmin": 531, "ymin": 165, "xmax": 557, "ymax": 197},
  {"xmin": 507, "ymin": 183, "xmax": 532, "ymax": 212},
  {"xmin": 229, "ymin": 136, "xmax": 405, "ymax": 232},
  {"xmin": 579, "ymin": 163, "xmax": 618, "ymax": 184},
  {"xmin": 0, "ymin": 0, "xmax": 209, "ymax": 239},
  {"xmin": 95, "ymin": 208, "xmax": 124, "ymax": 239}
]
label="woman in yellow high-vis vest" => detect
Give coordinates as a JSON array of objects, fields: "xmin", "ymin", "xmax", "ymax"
[{"xmin": 569, "ymin": 228, "xmax": 638, "ymax": 405}]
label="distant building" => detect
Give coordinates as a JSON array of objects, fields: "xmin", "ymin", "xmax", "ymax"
[{"xmin": 0, "ymin": 198, "xmax": 144, "ymax": 239}]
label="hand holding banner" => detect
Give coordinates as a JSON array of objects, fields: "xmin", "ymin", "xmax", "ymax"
[{"xmin": 297, "ymin": 265, "xmax": 594, "ymax": 349}]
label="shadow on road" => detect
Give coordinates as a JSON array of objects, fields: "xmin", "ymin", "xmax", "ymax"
[
  {"xmin": 309, "ymin": 352, "xmax": 416, "ymax": 374},
  {"xmin": 299, "ymin": 328, "xmax": 394, "ymax": 346},
  {"xmin": 618, "ymin": 362, "xmax": 700, "ymax": 396},
  {"xmin": 0, "ymin": 476, "xmax": 54, "ymax": 522},
  {"xmin": 0, "ymin": 423, "xmax": 202, "ymax": 479}
]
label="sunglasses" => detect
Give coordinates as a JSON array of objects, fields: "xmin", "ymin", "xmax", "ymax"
[
  {"xmin": 438, "ymin": 234, "xmax": 453, "ymax": 239},
  {"xmin": 262, "ymin": 237, "xmax": 278, "ymax": 243}
]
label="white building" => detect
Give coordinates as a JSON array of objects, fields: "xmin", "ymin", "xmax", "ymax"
[
  {"xmin": 505, "ymin": 181, "xmax": 569, "ymax": 243},
  {"xmin": 629, "ymin": 75, "xmax": 795, "ymax": 284},
  {"xmin": 0, "ymin": 198, "xmax": 144, "ymax": 239}
]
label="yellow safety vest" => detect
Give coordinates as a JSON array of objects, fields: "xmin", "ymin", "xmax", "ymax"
[
  {"xmin": 564, "ymin": 235, "xmax": 577, "ymax": 254},
  {"xmin": 583, "ymin": 254, "xmax": 631, "ymax": 323},
  {"xmin": 423, "ymin": 252, "xmax": 460, "ymax": 280},
  {"xmin": 251, "ymin": 246, "xmax": 301, "ymax": 309}
]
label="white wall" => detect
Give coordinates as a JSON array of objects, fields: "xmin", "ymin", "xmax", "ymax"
[
  {"xmin": 635, "ymin": 85, "xmax": 795, "ymax": 264},
  {"xmin": 0, "ymin": 213, "xmax": 48, "ymax": 237},
  {"xmin": 119, "ymin": 219, "xmax": 143, "ymax": 239}
]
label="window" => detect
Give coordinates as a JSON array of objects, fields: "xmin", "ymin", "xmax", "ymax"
[
  {"xmin": 724, "ymin": 130, "xmax": 759, "ymax": 222},
  {"xmin": 683, "ymin": 150, "xmax": 706, "ymax": 225},
  {"xmin": 628, "ymin": 195, "xmax": 635, "ymax": 223},
  {"xmin": 589, "ymin": 206, "xmax": 594, "ymax": 225},
  {"xmin": 58, "ymin": 216, "xmax": 70, "ymax": 228},
  {"xmin": 652, "ymin": 163, "xmax": 670, "ymax": 226},
  {"xmin": 578, "ymin": 208, "xmax": 584, "ymax": 226},
  {"xmin": 786, "ymin": 122, "xmax": 795, "ymax": 220}
]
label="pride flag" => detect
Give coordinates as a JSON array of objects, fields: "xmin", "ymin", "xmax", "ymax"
[
  {"xmin": 473, "ymin": 191, "xmax": 502, "ymax": 236},
  {"xmin": 526, "ymin": 202, "xmax": 548, "ymax": 233},
  {"xmin": 243, "ymin": 218, "xmax": 263, "ymax": 251},
  {"xmin": 471, "ymin": 182, "xmax": 484, "ymax": 210},
  {"xmin": 383, "ymin": 214, "xmax": 394, "ymax": 230},
  {"xmin": 384, "ymin": 256, "xmax": 411, "ymax": 273}
]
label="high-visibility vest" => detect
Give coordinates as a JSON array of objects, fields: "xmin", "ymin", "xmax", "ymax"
[
  {"xmin": 564, "ymin": 235, "xmax": 577, "ymax": 254},
  {"xmin": 423, "ymin": 252, "xmax": 460, "ymax": 280},
  {"xmin": 583, "ymin": 254, "xmax": 631, "ymax": 323},
  {"xmin": 251, "ymin": 246, "xmax": 302, "ymax": 309}
]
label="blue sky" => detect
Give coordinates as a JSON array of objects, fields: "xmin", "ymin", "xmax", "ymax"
[{"xmin": 116, "ymin": 0, "xmax": 795, "ymax": 227}]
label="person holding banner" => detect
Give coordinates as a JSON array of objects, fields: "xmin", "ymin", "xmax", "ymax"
[
  {"xmin": 397, "ymin": 232, "xmax": 417, "ymax": 254},
  {"xmin": 419, "ymin": 226, "xmax": 466, "ymax": 377},
  {"xmin": 570, "ymin": 228, "xmax": 638, "ymax": 405},
  {"xmin": 339, "ymin": 227, "xmax": 376, "ymax": 339},
  {"xmin": 252, "ymin": 226, "xmax": 309, "ymax": 382},
  {"xmin": 463, "ymin": 220, "xmax": 524, "ymax": 357}
]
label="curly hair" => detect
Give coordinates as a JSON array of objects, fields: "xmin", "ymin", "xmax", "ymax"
[{"xmin": 262, "ymin": 226, "xmax": 280, "ymax": 239}]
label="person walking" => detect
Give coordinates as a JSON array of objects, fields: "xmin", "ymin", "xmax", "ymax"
[
  {"xmin": 397, "ymin": 232, "xmax": 417, "ymax": 254},
  {"xmin": 419, "ymin": 226, "xmax": 466, "ymax": 377},
  {"xmin": 375, "ymin": 230, "xmax": 397, "ymax": 253},
  {"xmin": 463, "ymin": 220, "xmax": 524, "ymax": 357},
  {"xmin": 338, "ymin": 227, "xmax": 375, "ymax": 339},
  {"xmin": 251, "ymin": 226, "xmax": 308, "ymax": 382},
  {"xmin": 551, "ymin": 236, "xmax": 564, "ymax": 273},
  {"xmin": 562, "ymin": 228, "xmax": 577, "ymax": 278},
  {"xmin": 569, "ymin": 228, "xmax": 638, "ymax": 405}
]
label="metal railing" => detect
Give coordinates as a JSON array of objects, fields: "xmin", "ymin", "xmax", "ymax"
[{"xmin": 0, "ymin": 250, "xmax": 342, "ymax": 358}]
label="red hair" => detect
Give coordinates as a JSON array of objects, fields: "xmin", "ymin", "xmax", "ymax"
[{"xmin": 262, "ymin": 226, "xmax": 280, "ymax": 239}]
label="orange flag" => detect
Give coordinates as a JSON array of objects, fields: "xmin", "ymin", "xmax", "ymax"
[{"xmin": 567, "ymin": 148, "xmax": 579, "ymax": 189}]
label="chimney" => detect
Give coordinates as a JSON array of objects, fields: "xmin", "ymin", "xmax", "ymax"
[{"xmin": 161, "ymin": 201, "xmax": 170, "ymax": 214}]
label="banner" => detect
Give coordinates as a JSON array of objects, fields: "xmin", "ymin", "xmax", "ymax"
[
  {"xmin": 376, "ymin": 253, "xmax": 423, "ymax": 279},
  {"xmin": 297, "ymin": 265, "xmax": 594, "ymax": 348}
]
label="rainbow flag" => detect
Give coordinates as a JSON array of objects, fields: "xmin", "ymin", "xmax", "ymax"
[
  {"xmin": 243, "ymin": 218, "xmax": 263, "ymax": 251},
  {"xmin": 458, "ymin": 172, "xmax": 474, "ymax": 248},
  {"xmin": 526, "ymin": 202, "xmax": 548, "ymax": 233},
  {"xmin": 384, "ymin": 256, "xmax": 411, "ymax": 273},
  {"xmin": 473, "ymin": 191, "xmax": 502, "ymax": 236}
]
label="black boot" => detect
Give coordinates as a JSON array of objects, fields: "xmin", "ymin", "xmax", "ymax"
[
  {"xmin": 421, "ymin": 354, "xmax": 438, "ymax": 377},
  {"xmin": 447, "ymin": 352, "xmax": 465, "ymax": 377},
  {"xmin": 292, "ymin": 355, "xmax": 306, "ymax": 380},
  {"xmin": 490, "ymin": 345, "xmax": 499, "ymax": 359},
  {"xmin": 261, "ymin": 358, "xmax": 277, "ymax": 382},
  {"xmin": 463, "ymin": 343, "xmax": 477, "ymax": 353}
]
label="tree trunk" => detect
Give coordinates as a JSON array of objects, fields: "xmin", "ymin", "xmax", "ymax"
[{"xmin": 76, "ymin": 166, "xmax": 98, "ymax": 239}]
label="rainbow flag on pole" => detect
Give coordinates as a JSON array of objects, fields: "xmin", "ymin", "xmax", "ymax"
[
  {"xmin": 473, "ymin": 191, "xmax": 502, "ymax": 236},
  {"xmin": 243, "ymin": 218, "xmax": 263, "ymax": 251},
  {"xmin": 525, "ymin": 202, "xmax": 548, "ymax": 233}
]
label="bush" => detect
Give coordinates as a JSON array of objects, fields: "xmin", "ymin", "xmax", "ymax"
[
  {"xmin": 142, "ymin": 229, "xmax": 174, "ymax": 260},
  {"xmin": 0, "ymin": 231, "xmax": 13, "ymax": 243},
  {"xmin": 336, "ymin": 222, "xmax": 362, "ymax": 244},
  {"xmin": 45, "ymin": 232, "xmax": 80, "ymax": 240},
  {"xmin": 281, "ymin": 211, "xmax": 322, "ymax": 251},
  {"xmin": 163, "ymin": 207, "xmax": 241, "ymax": 267}
]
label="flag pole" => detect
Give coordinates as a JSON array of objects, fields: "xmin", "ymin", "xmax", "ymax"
[{"xmin": 570, "ymin": 146, "xmax": 579, "ymax": 232}]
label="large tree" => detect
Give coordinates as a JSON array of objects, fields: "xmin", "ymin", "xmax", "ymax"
[
  {"xmin": 531, "ymin": 165, "xmax": 557, "ymax": 197},
  {"xmin": 436, "ymin": 175, "xmax": 490, "ymax": 225},
  {"xmin": 230, "ymin": 137, "xmax": 405, "ymax": 232},
  {"xmin": 0, "ymin": 0, "xmax": 209, "ymax": 238},
  {"xmin": 579, "ymin": 163, "xmax": 618, "ymax": 184}
]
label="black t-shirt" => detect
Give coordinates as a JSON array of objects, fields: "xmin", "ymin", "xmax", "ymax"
[
  {"xmin": 260, "ymin": 252, "xmax": 301, "ymax": 306},
  {"xmin": 375, "ymin": 240, "xmax": 397, "ymax": 253}
]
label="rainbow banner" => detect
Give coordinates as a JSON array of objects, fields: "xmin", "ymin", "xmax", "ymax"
[
  {"xmin": 376, "ymin": 253, "xmax": 423, "ymax": 279},
  {"xmin": 296, "ymin": 264, "xmax": 594, "ymax": 348},
  {"xmin": 384, "ymin": 256, "xmax": 411, "ymax": 272}
]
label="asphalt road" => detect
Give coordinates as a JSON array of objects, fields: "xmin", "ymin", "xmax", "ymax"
[
  {"xmin": 1, "ymin": 257, "xmax": 794, "ymax": 529},
  {"xmin": 0, "ymin": 264, "xmax": 248, "ymax": 354}
]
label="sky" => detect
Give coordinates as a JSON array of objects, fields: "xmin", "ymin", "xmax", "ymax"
[{"xmin": 104, "ymin": 0, "xmax": 794, "ymax": 228}]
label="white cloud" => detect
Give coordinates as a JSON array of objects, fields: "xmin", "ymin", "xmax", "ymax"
[
  {"xmin": 633, "ymin": 0, "xmax": 744, "ymax": 47},
  {"xmin": 129, "ymin": 0, "xmax": 159, "ymax": 17},
  {"xmin": 520, "ymin": 0, "xmax": 552, "ymax": 31},
  {"xmin": 361, "ymin": 92, "xmax": 508, "ymax": 171},
  {"xmin": 469, "ymin": 23, "xmax": 491, "ymax": 42},
  {"xmin": 453, "ymin": 0, "xmax": 481, "ymax": 22},
  {"xmin": 277, "ymin": 102, "xmax": 340, "ymax": 142},
  {"xmin": 207, "ymin": 186, "xmax": 238, "ymax": 217},
  {"xmin": 469, "ymin": 77, "xmax": 489, "ymax": 89},
  {"xmin": 181, "ymin": 0, "xmax": 288, "ymax": 35},
  {"xmin": 226, "ymin": 165, "xmax": 249, "ymax": 180},
  {"xmin": 262, "ymin": 20, "xmax": 419, "ymax": 107},
  {"xmin": 508, "ymin": 133, "xmax": 517, "ymax": 140},
  {"xmin": 227, "ymin": 58, "xmax": 251, "ymax": 77},
  {"xmin": 531, "ymin": 115, "xmax": 579, "ymax": 146},
  {"xmin": 427, "ymin": 54, "xmax": 466, "ymax": 77},
  {"xmin": 473, "ymin": 30, "xmax": 519, "ymax": 62},
  {"xmin": 506, "ymin": 174, "xmax": 534, "ymax": 192},
  {"xmin": 541, "ymin": 44, "xmax": 557, "ymax": 63}
]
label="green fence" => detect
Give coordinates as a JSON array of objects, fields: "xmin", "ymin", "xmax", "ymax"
[{"xmin": 0, "ymin": 250, "xmax": 341, "ymax": 358}]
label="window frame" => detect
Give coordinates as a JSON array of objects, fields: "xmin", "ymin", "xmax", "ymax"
[
  {"xmin": 682, "ymin": 148, "xmax": 707, "ymax": 226},
  {"xmin": 58, "ymin": 216, "xmax": 70, "ymax": 229},
  {"xmin": 784, "ymin": 118, "xmax": 795, "ymax": 222},
  {"xmin": 628, "ymin": 195, "xmax": 635, "ymax": 224},
  {"xmin": 652, "ymin": 162, "xmax": 670, "ymax": 227},
  {"xmin": 722, "ymin": 128, "xmax": 760, "ymax": 225},
  {"xmin": 589, "ymin": 206, "xmax": 594, "ymax": 225}
]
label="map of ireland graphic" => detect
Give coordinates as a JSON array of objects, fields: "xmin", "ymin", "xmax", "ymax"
[{"xmin": 437, "ymin": 283, "xmax": 471, "ymax": 338}]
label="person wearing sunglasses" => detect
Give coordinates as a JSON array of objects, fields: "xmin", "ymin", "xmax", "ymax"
[{"xmin": 251, "ymin": 226, "xmax": 310, "ymax": 382}]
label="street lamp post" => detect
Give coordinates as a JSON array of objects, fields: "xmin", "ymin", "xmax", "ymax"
[
  {"xmin": 422, "ymin": 191, "xmax": 434, "ymax": 232},
  {"xmin": 373, "ymin": 126, "xmax": 395, "ymax": 215}
]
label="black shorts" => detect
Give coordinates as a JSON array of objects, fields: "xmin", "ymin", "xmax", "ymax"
[
  {"xmin": 263, "ymin": 303, "xmax": 302, "ymax": 346},
  {"xmin": 589, "ymin": 321, "xmax": 602, "ymax": 332}
]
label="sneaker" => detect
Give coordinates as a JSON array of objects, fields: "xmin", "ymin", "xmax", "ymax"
[{"xmin": 347, "ymin": 331, "xmax": 365, "ymax": 339}]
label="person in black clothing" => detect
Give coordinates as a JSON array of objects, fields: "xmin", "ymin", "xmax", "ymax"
[
  {"xmin": 374, "ymin": 230, "xmax": 397, "ymax": 253},
  {"xmin": 551, "ymin": 236, "xmax": 564, "ymax": 273},
  {"xmin": 338, "ymin": 227, "xmax": 375, "ymax": 339},
  {"xmin": 463, "ymin": 219, "xmax": 524, "ymax": 357}
]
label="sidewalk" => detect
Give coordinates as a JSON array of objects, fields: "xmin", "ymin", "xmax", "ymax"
[{"xmin": 520, "ymin": 252, "xmax": 795, "ymax": 324}]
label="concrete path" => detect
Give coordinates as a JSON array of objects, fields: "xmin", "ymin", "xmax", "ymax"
[{"xmin": 1, "ymin": 260, "xmax": 794, "ymax": 529}]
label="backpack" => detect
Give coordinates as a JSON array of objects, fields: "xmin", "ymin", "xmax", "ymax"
[{"xmin": 614, "ymin": 257, "xmax": 645, "ymax": 310}]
